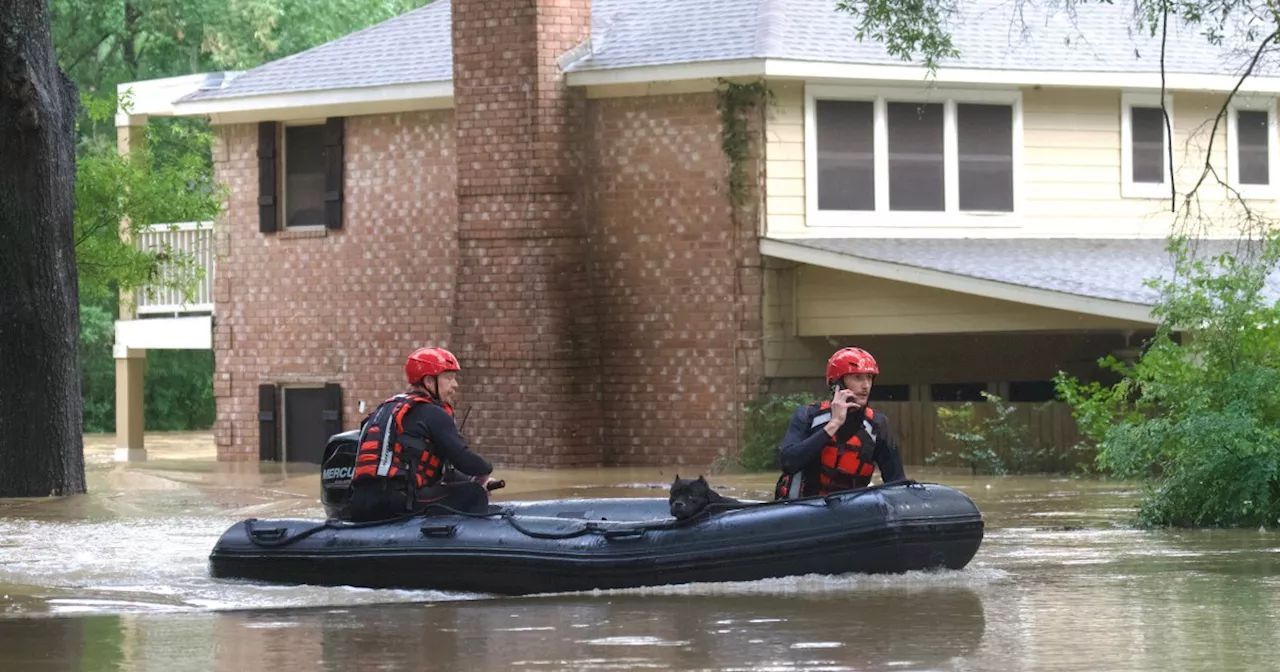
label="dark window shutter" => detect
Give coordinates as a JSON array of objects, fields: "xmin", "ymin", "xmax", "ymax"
[
  {"xmin": 258, "ymin": 383, "xmax": 279, "ymax": 461},
  {"xmin": 324, "ymin": 117, "xmax": 345, "ymax": 230},
  {"xmin": 258, "ymin": 121, "xmax": 278, "ymax": 233},
  {"xmin": 323, "ymin": 383, "xmax": 343, "ymax": 438}
]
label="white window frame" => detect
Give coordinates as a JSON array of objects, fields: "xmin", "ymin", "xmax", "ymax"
[
  {"xmin": 1226, "ymin": 94, "xmax": 1279, "ymax": 200},
  {"xmin": 1120, "ymin": 92, "xmax": 1174, "ymax": 199},
  {"xmin": 804, "ymin": 84, "xmax": 1023, "ymax": 228},
  {"xmin": 281, "ymin": 119, "xmax": 328, "ymax": 230}
]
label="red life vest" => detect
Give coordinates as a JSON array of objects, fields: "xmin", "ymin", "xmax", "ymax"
[
  {"xmin": 351, "ymin": 393, "xmax": 449, "ymax": 491},
  {"xmin": 776, "ymin": 401, "xmax": 879, "ymax": 499}
]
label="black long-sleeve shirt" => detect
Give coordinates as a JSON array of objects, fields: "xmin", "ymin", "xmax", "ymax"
[
  {"xmin": 399, "ymin": 402, "xmax": 493, "ymax": 477},
  {"xmin": 777, "ymin": 404, "xmax": 905, "ymax": 485}
]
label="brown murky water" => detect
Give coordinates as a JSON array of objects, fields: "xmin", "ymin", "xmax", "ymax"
[{"xmin": 2, "ymin": 433, "xmax": 1279, "ymax": 671}]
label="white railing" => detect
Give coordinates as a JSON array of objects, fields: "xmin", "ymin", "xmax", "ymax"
[{"xmin": 134, "ymin": 221, "xmax": 215, "ymax": 315}]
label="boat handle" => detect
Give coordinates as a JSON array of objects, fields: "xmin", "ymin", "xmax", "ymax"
[
  {"xmin": 248, "ymin": 527, "xmax": 288, "ymax": 542},
  {"xmin": 420, "ymin": 524, "xmax": 458, "ymax": 538},
  {"xmin": 603, "ymin": 528, "xmax": 646, "ymax": 540}
]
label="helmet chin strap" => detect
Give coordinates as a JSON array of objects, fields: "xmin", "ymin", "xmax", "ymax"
[{"xmin": 411, "ymin": 377, "xmax": 438, "ymax": 398}]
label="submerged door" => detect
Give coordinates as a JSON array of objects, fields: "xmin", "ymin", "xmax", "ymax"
[{"xmin": 283, "ymin": 384, "xmax": 342, "ymax": 464}]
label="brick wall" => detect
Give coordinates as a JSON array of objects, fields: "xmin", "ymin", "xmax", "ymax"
[
  {"xmin": 211, "ymin": 110, "xmax": 458, "ymax": 459},
  {"xmin": 586, "ymin": 93, "xmax": 765, "ymax": 468},
  {"xmin": 212, "ymin": 5, "xmax": 768, "ymax": 469},
  {"xmin": 450, "ymin": 0, "xmax": 604, "ymax": 467}
]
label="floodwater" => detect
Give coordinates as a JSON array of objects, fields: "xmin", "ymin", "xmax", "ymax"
[{"xmin": 1, "ymin": 433, "xmax": 1279, "ymax": 671}]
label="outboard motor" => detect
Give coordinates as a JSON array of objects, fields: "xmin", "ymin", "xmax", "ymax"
[{"xmin": 320, "ymin": 429, "xmax": 360, "ymax": 519}]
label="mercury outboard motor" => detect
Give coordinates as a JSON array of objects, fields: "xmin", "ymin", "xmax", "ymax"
[{"xmin": 320, "ymin": 429, "xmax": 360, "ymax": 519}]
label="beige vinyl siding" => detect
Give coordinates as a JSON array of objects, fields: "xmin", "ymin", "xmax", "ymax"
[
  {"xmin": 765, "ymin": 82, "xmax": 1274, "ymax": 237},
  {"xmin": 765, "ymin": 82, "xmax": 807, "ymax": 235},
  {"xmin": 762, "ymin": 259, "xmax": 839, "ymax": 378},
  {"xmin": 794, "ymin": 266, "xmax": 1152, "ymax": 336},
  {"xmin": 768, "ymin": 331, "xmax": 1147, "ymax": 389}
]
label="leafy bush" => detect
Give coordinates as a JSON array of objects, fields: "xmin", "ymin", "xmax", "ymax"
[
  {"xmin": 926, "ymin": 392, "xmax": 1059, "ymax": 475},
  {"xmin": 79, "ymin": 299, "xmax": 118, "ymax": 433},
  {"xmin": 78, "ymin": 293, "xmax": 216, "ymax": 434},
  {"xmin": 733, "ymin": 392, "xmax": 821, "ymax": 472},
  {"xmin": 1055, "ymin": 235, "xmax": 1280, "ymax": 528}
]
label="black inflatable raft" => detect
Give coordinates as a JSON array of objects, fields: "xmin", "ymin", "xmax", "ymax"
[{"xmin": 208, "ymin": 481, "xmax": 983, "ymax": 595}]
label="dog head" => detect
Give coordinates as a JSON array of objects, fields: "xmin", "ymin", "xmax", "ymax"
[{"xmin": 669, "ymin": 474, "xmax": 715, "ymax": 520}]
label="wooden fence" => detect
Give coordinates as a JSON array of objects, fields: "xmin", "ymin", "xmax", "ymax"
[{"xmin": 874, "ymin": 401, "xmax": 1092, "ymax": 472}]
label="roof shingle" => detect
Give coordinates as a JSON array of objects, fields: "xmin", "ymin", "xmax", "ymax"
[
  {"xmin": 183, "ymin": 0, "xmax": 1280, "ymax": 104},
  {"xmin": 777, "ymin": 237, "xmax": 1280, "ymax": 305}
]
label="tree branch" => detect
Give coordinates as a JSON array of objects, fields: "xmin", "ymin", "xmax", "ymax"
[
  {"xmin": 1174, "ymin": 26, "xmax": 1280, "ymax": 244},
  {"xmin": 63, "ymin": 32, "xmax": 115, "ymax": 77}
]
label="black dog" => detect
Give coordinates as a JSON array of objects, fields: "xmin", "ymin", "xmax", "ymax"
[{"xmin": 668, "ymin": 474, "xmax": 740, "ymax": 520}]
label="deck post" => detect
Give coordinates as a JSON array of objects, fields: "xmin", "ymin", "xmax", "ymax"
[{"xmin": 113, "ymin": 345, "xmax": 148, "ymax": 462}]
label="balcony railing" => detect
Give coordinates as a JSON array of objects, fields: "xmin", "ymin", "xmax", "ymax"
[{"xmin": 133, "ymin": 221, "xmax": 215, "ymax": 315}]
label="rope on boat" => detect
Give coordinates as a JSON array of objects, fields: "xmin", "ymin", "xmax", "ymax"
[{"xmin": 240, "ymin": 479, "xmax": 927, "ymax": 547}]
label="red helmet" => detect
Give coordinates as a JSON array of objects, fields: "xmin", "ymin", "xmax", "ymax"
[
  {"xmin": 405, "ymin": 347, "xmax": 460, "ymax": 385},
  {"xmin": 826, "ymin": 347, "xmax": 879, "ymax": 385}
]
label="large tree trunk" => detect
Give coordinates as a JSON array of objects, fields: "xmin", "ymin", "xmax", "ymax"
[{"xmin": 0, "ymin": 0, "xmax": 86, "ymax": 496}]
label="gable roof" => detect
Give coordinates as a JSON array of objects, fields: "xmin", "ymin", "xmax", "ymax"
[{"xmin": 181, "ymin": 0, "xmax": 1280, "ymax": 104}]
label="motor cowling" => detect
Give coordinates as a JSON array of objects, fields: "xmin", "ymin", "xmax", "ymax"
[{"xmin": 320, "ymin": 429, "xmax": 360, "ymax": 519}]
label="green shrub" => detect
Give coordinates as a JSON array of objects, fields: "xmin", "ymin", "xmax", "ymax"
[
  {"xmin": 734, "ymin": 392, "xmax": 821, "ymax": 472},
  {"xmin": 1055, "ymin": 234, "xmax": 1280, "ymax": 528},
  {"xmin": 921, "ymin": 389, "xmax": 1059, "ymax": 473}
]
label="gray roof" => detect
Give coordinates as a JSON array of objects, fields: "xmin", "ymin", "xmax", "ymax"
[
  {"xmin": 574, "ymin": 0, "xmax": 1280, "ymax": 76},
  {"xmin": 778, "ymin": 237, "xmax": 1280, "ymax": 306},
  {"xmin": 181, "ymin": 0, "xmax": 453, "ymax": 102},
  {"xmin": 183, "ymin": 0, "xmax": 1280, "ymax": 102}
]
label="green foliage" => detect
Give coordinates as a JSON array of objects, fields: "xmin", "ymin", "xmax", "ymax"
[
  {"xmin": 735, "ymin": 392, "xmax": 820, "ymax": 472},
  {"xmin": 927, "ymin": 392, "xmax": 1061, "ymax": 475},
  {"xmin": 715, "ymin": 78, "xmax": 774, "ymax": 207},
  {"xmin": 51, "ymin": 0, "xmax": 435, "ymax": 95},
  {"xmin": 143, "ymin": 349, "xmax": 216, "ymax": 430},
  {"xmin": 75, "ymin": 91, "xmax": 223, "ymax": 303},
  {"xmin": 1055, "ymin": 235, "xmax": 1280, "ymax": 528},
  {"xmin": 78, "ymin": 293, "xmax": 216, "ymax": 434},
  {"xmin": 79, "ymin": 299, "xmax": 119, "ymax": 433},
  {"xmin": 834, "ymin": 0, "xmax": 960, "ymax": 72}
]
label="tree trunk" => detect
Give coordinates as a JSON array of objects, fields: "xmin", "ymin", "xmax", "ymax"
[{"xmin": 0, "ymin": 0, "xmax": 86, "ymax": 496}]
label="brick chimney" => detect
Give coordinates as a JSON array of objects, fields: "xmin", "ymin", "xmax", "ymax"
[{"xmin": 450, "ymin": 0, "xmax": 602, "ymax": 467}]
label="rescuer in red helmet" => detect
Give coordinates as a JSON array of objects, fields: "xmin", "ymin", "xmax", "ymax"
[
  {"xmin": 772, "ymin": 347, "xmax": 905, "ymax": 500},
  {"xmin": 345, "ymin": 346, "xmax": 498, "ymax": 521}
]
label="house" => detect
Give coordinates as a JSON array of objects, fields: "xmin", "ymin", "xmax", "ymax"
[{"xmin": 112, "ymin": 0, "xmax": 1280, "ymax": 468}]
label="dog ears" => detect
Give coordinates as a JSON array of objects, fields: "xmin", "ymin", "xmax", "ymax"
[{"xmin": 697, "ymin": 475, "xmax": 707, "ymax": 483}]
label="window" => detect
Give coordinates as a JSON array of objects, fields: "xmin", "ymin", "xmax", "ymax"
[
  {"xmin": 1227, "ymin": 96, "xmax": 1278, "ymax": 198},
  {"xmin": 930, "ymin": 382, "xmax": 989, "ymax": 402},
  {"xmin": 256, "ymin": 117, "xmax": 345, "ymax": 233},
  {"xmin": 806, "ymin": 85, "xmax": 1021, "ymax": 226},
  {"xmin": 282, "ymin": 123, "xmax": 328, "ymax": 228},
  {"xmin": 1008, "ymin": 381, "xmax": 1059, "ymax": 403},
  {"xmin": 815, "ymin": 100, "xmax": 876, "ymax": 210},
  {"xmin": 1120, "ymin": 92, "xmax": 1173, "ymax": 199},
  {"xmin": 868, "ymin": 384, "xmax": 910, "ymax": 402}
]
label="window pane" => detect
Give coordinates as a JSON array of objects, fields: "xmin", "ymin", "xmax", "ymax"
[
  {"xmin": 816, "ymin": 100, "xmax": 875, "ymax": 210},
  {"xmin": 1237, "ymin": 109, "xmax": 1270, "ymax": 185},
  {"xmin": 957, "ymin": 103, "xmax": 1013, "ymax": 211},
  {"xmin": 1131, "ymin": 106, "xmax": 1165, "ymax": 183},
  {"xmin": 887, "ymin": 102, "xmax": 944, "ymax": 211},
  {"xmin": 868, "ymin": 384, "xmax": 910, "ymax": 401},
  {"xmin": 285, "ymin": 124, "xmax": 327, "ymax": 228},
  {"xmin": 930, "ymin": 382, "xmax": 988, "ymax": 402}
]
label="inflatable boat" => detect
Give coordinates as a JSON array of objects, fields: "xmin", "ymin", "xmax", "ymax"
[{"xmin": 208, "ymin": 479, "xmax": 984, "ymax": 595}]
